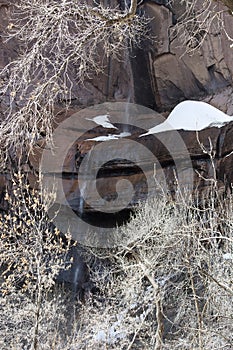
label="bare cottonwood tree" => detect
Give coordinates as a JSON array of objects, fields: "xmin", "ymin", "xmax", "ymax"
[
  {"xmin": 1, "ymin": 0, "xmax": 232, "ymax": 167},
  {"xmin": 0, "ymin": 0, "xmax": 148, "ymax": 167}
]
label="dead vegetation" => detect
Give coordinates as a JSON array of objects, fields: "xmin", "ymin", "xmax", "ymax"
[{"xmin": 0, "ymin": 174, "xmax": 232, "ymax": 349}]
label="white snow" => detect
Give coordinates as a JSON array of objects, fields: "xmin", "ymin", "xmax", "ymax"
[
  {"xmin": 94, "ymin": 330, "xmax": 107, "ymax": 342},
  {"xmin": 94, "ymin": 325, "xmax": 126, "ymax": 344},
  {"xmin": 140, "ymin": 100, "xmax": 233, "ymax": 136},
  {"xmin": 86, "ymin": 131, "xmax": 131, "ymax": 142},
  {"xmin": 223, "ymin": 253, "xmax": 233, "ymax": 260},
  {"xmin": 86, "ymin": 114, "xmax": 117, "ymax": 129},
  {"xmin": 93, "ymin": 312, "xmax": 127, "ymax": 345}
]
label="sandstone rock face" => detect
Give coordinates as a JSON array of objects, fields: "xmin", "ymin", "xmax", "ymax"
[
  {"xmin": 37, "ymin": 102, "xmax": 233, "ymax": 237},
  {"xmin": 140, "ymin": 0, "xmax": 233, "ymax": 110},
  {"xmin": 202, "ymin": 86, "xmax": 233, "ymax": 115}
]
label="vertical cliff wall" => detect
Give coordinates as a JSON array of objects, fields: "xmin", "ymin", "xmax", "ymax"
[
  {"xmin": 130, "ymin": 0, "xmax": 233, "ymax": 111},
  {"xmin": 1, "ymin": 1, "xmax": 233, "ymax": 112}
]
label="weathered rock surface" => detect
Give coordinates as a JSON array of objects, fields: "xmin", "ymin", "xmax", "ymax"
[
  {"xmin": 36, "ymin": 102, "xmax": 233, "ymax": 229},
  {"xmin": 140, "ymin": 0, "xmax": 233, "ymax": 110},
  {"xmin": 202, "ymin": 86, "xmax": 233, "ymax": 115}
]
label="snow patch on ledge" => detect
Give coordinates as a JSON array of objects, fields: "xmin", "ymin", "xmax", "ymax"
[
  {"xmin": 86, "ymin": 114, "xmax": 117, "ymax": 129},
  {"xmin": 86, "ymin": 132, "xmax": 131, "ymax": 142},
  {"xmin": 140, "ymin": 101, "xmax": 233, "ymax": 137}
]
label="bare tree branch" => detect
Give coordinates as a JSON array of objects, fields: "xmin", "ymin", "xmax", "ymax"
[{"xmin": 0, "ymin": 0, "xmax": 149, "ymax": 167}]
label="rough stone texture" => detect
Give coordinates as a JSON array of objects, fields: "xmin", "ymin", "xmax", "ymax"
[
  {"xmin": 202, "ymin": 86, "xmax": 233, "ymax": 115},
  {"xmin": 153, "ymin": 53, "xmax": 205, "ymax": 107},
  {"xmin": 65, "ymin": 131, "xmax": 227, "ymax": 216},
  {"xmin": 37, "ymin": 103, "xmax": 233, "ymax": 222},
  {"xmin": 141, "ymin": 1, "xmax": 233, "ymax": 110},
  {"xmin": 144, "ymin": 3, "xmax": 172, "ymax": 55}
]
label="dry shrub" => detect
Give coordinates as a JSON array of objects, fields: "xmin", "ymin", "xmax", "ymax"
[
  {"xmin": 0, "ymin": 172, "xmax": 76, "ymax": 350},
  {"xmin": 76, "ymin": 188, "xmax": 233, "ymax": 349},
  {"xmin": 0, "ymin": 178, "xmax": 232, "ymax": 349},
  {"xmin": 0, "ymin": 172, "xmax": 72, "ymax": 295}
]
